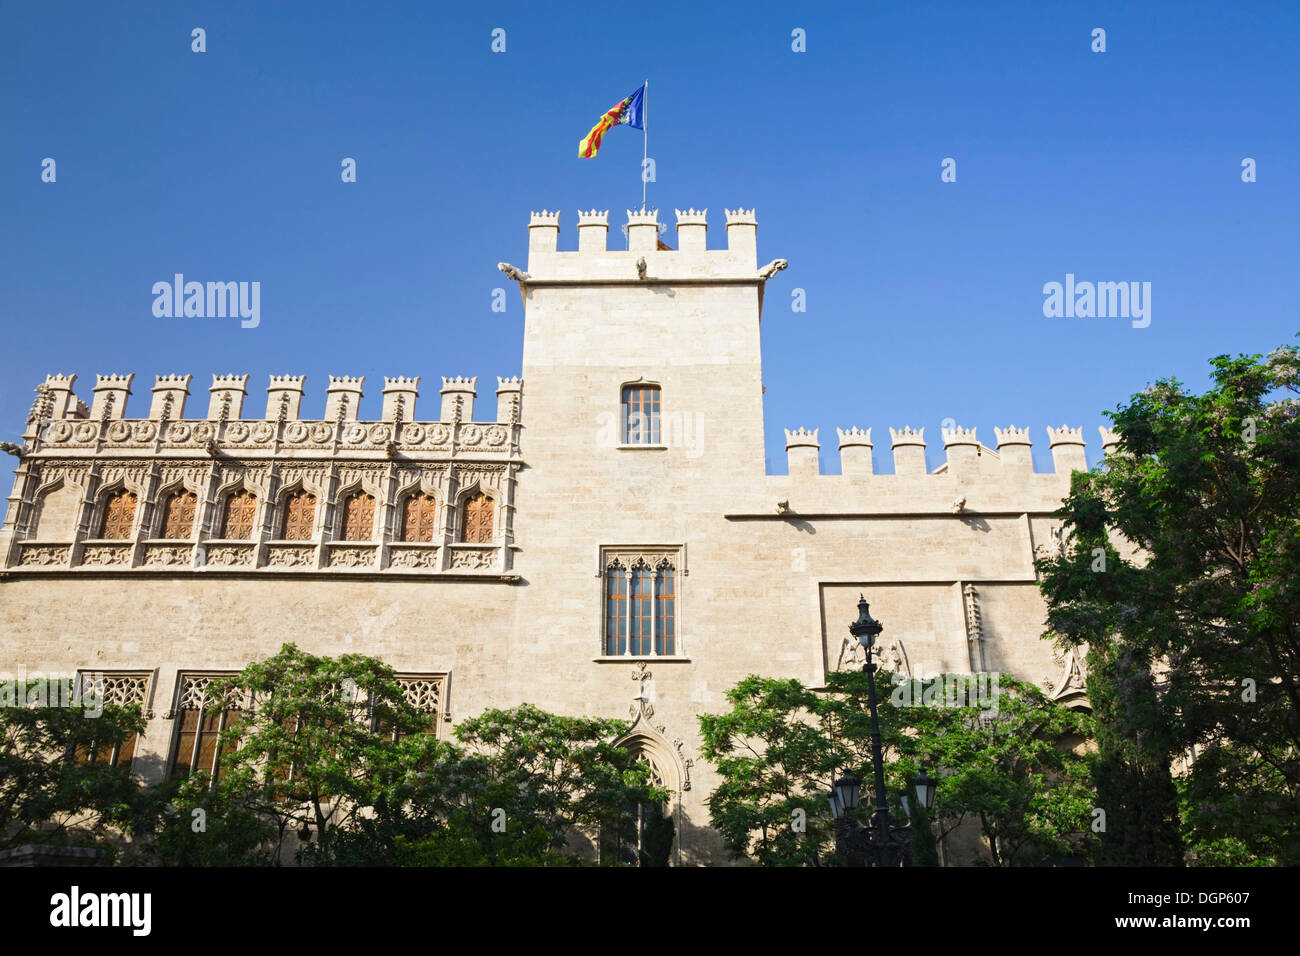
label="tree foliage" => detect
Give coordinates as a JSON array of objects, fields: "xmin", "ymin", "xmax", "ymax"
[
  {"xmin": 157, "ymin": 645, "xmax": 663, "ymax": 866},
  {"xmin": 699, "ymin": 670, "xmax": 1093, "ymax": 866},
  {"xmin": 1037, "ymin": 341, "xmax": 1300, "ymax": 865},
  {"xmin": 0, "ymin": 679, "xmax": 149, "ymax": 855}
]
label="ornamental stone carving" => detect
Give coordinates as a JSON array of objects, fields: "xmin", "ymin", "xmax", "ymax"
[
  {"xmin": 460, "ymin": 424, "xmax": 482, "ymax": 445},
  {"xmin": 252, "ymin": 422, "xmax": 275, "ymax": 443},
  {"xmin": 107, "ymin": 421, "xmax": 131, "ymax": 442},
  {"xmin": 266, "ymin": 545, "xmax": 314, "ymax": 568},
  {"xmin": 449, "ymin": 548, "xmax": 496, "ymax": 570},
  {"xmin": 81, "ymin": 544, "xmax": 132, "ymax": 566},
  {"xmin": 19, "ymin": 544, "xmax": 70, "ymax": 566},
  {"xmin": 389, "ymin": 546, "xmax": 440, "ymax": 569},
  {"xmin": 285, "ymin": 422, "xmax": 309, "ymax": 443},
  {"xmin": 132, "ymin": 421, "xmax": 157, "ymax": 442},
  {"xmin": 74, "ymin": 422, "xmax": 98, "ymax": 442},
  {"xmin": 49, "ymin": 421, "xmax": 73, "ymax": 442},
  {"xmin": 144, "ymin": 545, "xmax": 192, "ymax": 567},
  {"xmin": 206, "ymin": 543, "xmax": 255, "ymax": 567},
  {"xmin": 167, "ymin": 422, "xmax": 192, "ymax": 442},
  {"xmin": 486, "ymin": 425, "xmax": 508, "ymax": 446},
  {"xmin": 328, "ymin": 545, "xmax": 375, "ymax": 568}
]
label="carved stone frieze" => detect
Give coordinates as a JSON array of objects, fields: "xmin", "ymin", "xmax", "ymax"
[
  {"xmin": 448, "ymin": 547, "xmax": 497, "ymax": 570},
  {"xmin": 205, "ymin": 543, "xmax": 256, "ymax": 567},
  {"xmin": 327, "ymin": 544, "xmax": 376, "ymax": 568},
  {"xmin": 144, "ymin": 544, "xmax": 193, "ymax": 567},
  {"xmin": 81, "ymin": 544, "xmax": 132, "ymax": 566},
  {"xmin": 19, "ymin": 544, "xmax": 70, "ymax": 566},
  {"xmin": 266, "ymin": 544, "xmax": 315, "ymax": 568},
  {"xmin": 388, "ymin": 545, "xmax": 440, "ymax": 569}
]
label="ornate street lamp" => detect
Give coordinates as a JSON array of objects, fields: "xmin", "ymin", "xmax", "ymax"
[{"xmin": 827, "ymin": 596, "xmax": 913, "ymax": 866}]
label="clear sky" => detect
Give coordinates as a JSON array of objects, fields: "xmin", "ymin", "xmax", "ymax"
[{"xmin": 3, "ymin": 1, "xmax": 1297, "ymax": 473}]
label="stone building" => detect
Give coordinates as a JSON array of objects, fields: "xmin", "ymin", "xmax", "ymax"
[{"xmin": 0, "ymin": 207, "xmax": 1103, "ymax": 863}]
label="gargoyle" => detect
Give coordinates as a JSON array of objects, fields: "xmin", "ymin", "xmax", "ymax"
[
  {"xmin": 0, "ymin": 441, "xmax": 23, "ymax": 457},
  {"xmin": 497, "ymin": 262, "xmax": 530, "ymax": 282},
  {"xmin": 757, "ymin": 258, "xmax": 788, "ymax": 280},
  {"xmin": 636, "ymin": 257, "xmax": 647, "ymax": 280}
]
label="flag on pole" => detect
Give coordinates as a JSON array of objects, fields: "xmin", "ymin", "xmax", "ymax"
[{"xmin": 578, "ymin": 83, "xmax": 646, "ymax": 159}]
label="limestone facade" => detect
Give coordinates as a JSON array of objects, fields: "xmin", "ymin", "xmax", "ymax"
[{"xmin": 0, "ymin": 207, "xmax": 1100, "ymax": 863}]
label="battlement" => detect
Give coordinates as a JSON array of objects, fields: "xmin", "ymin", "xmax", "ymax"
[
  {"xmin": 520, "ymin": 206, "xmax": 776, "ymax": 276},
  {"xmin": 22, "ymin": 372, "xmax": 522, "ymax": 436},
  {"xmin": 782, "ymin": 423, "xmax": 1101, "ymax": 480}
]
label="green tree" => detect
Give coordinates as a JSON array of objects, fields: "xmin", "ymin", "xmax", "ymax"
[
  {"xmin": 0, "ymin": 678, "xmax": 149, "ymax": 855},
  {"xmin": 1037, "ymin": 341, "xmax": 1300, "ymax": 865},
  {"xmin": 157, "ymin": 646, "xmax": 664, "ymax": 866},
  {"xmin": 158, "ymin": 644, "xmax": 441, "ymax": 865},
  {"xmin": 700, "ymin": 670, "xmax": 1093, "ymax": 866}
]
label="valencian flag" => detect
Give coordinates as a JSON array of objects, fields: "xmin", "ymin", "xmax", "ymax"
[{"xmin": 578, "ymin": 83, "xmax": 646, "ymax": 159}]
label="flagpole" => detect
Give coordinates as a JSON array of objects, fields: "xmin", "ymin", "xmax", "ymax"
[{"xmin": 641, "ymin": 78, "xmax": 648, "ymax": 211}]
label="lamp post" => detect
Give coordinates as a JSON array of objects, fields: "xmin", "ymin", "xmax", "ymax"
[{"xmin": 826, "ymin": 596, "xmax": 913, "ymax": 866}]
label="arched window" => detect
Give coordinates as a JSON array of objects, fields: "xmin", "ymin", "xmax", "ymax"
[
  {"xmin": 340, "ymin": 491, "xmax": 376, "ymax": 541},
  {"xmin": 400, "ymin": 493, "xmax": 439, "ymax": 542},
  {"xmin": 461, "ymin": 493, "xmax": 494, "ymax": 543},
  {"xmin": 161, "ymin": 490, "xmax": 198, "ymax": 539},
  {"xmin": 280, "ymin": 490, "xmax": 316, "ymax": 540},
  {"xmin": 621, "ymin": 384, "xmax": 661, "ymax": 444},
  {"xmin": 99, "ymin": 490, "xmax": 137, "ymax": 539},
  {"xmin": 221, "ymin": 490, "xmax": 258, "ymax": 539}
]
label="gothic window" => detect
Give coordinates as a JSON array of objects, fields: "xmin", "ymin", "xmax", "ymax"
[
  {"xmin": 280, "ymin": 490, "xmax": 316, "ymax": 540},
  {"xmin": 621, "ymin": 384, "xmax": 661, "ymax": 444},
  {"xmin": 161, "ymin": 491, "xmax": 197, "ymax": 539},
  {"xmin": 221, "ymin": 490, "xmax": 258, "ymax": 539},
  {"xmin": 341, "ymin": 491, "xmax": 376, "ymax": 541},
  {"xmin": 401, "ymin": 493, "xmax": 439, "ymax": 542},
  {"xmin": 604, "ymin": 551, "xmax": 679, "ymax": 657},
  {"xmin": 169, "ymin": 675, "xmax": 243, "ymax": 783},
  {"xmin": 374, "ymin": 675, "xmax": 445, "ymax": 742},
  {"xmin": 99, "ymin": 490, "xmax": 137, "ymax": 539},
  {"xmin": 74, "ymin": 672, "xmax": 151, "ymax": 769},
  {"xmin": 461, "ymin": 493, "xmax": 494, "ymax": 543}
]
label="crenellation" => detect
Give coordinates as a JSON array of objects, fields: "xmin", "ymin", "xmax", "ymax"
[
  {"xmin": 675, "ymin": 208, "xmax": 708, "ymax": 251},
  {"xmin": 941, "ymin": 425, "xmax": 980, "ymax": 475},
  {"xmin": 836, "ymin": 426, "xmax": 873, "ymax": 478},
  {"xmin": 40, "ymin": 374, "xmax": 80, "ymax": 421},
  {"xmin": 1099, "ymin": 426, "xmax": 1121, "ymax": 456},
  {"xmin": 527, "ymin": 209, "xmax": 561, "ymax": 256},
  {"xmin": 149, "ymin": 374, "xmax": 192, "ymax": 421},
  {"xmin": 724, "ymin": 207, "xmax": 757, "ymax": 263},
  {"xmin": 625, "ymin": 208, "xmax": 660, "ymax": 253},
  {"xmin": 1047, "ymin": 425, "xmax": 1087, "ymax": 475},
  {"xmin": 994, "ymin": 425, "xmax": 1033, "ymax": 472},
  {"xmin": 440, "ymin": 376, "xmax": 478, "ymax": 422},
  {"xmin": 265, "ymin": 375, "xmax": 306, "ymax": 421},
  {"xmin": 576, "ymin": 209, "xmax": 610, "ymax": 253},
  {"xmin": 495, "ymin": 377, "xmax": 523, "ymax": 424},
  {"xmin": 784, "ymin": 427, "xmax": 820, "ymax": 479},
  {"xmin": 890, "ymin": 426, "xmax": 927, "ymax": 476},
  {"xmin": 380, "ymin": 376, "xmax": 418, "ymax": 423},
  {"xmin": 327, "ymin": 376, "xmax": 367, "ymax": 422},
  {"xmin": 92, "ymin": 374, "xmax": 134, "ymax": 420},
  {"xmin": 208, "ymin": 374, "xmax": 249, "ymax": 420}
]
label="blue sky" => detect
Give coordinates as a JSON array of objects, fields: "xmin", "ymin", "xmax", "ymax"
[{"xmin": 2, "ymin": 1, "xmax": 1296, "ymax": 473}]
